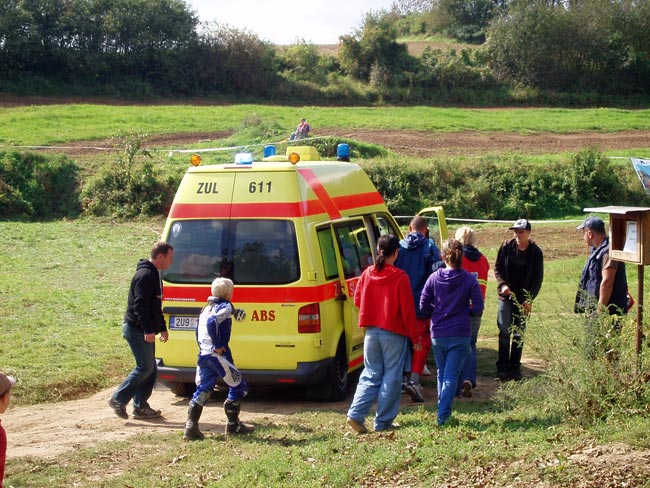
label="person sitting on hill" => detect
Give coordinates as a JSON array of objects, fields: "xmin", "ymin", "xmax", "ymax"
[{"xmin": 289, "ymin": 118, "xmax": 311, "ymax": 140}]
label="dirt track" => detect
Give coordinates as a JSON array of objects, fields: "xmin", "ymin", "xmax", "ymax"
[
  {"xmin": 5, "ymin": 358, "xmax": 546, "ymax": 460},
  {"xmin": 37, "ymin": 128, "xmax": 650, "ymax": 159},
  {"xmin": 325, "ymin": 129, "xmax": 650, "ymax": 157}
]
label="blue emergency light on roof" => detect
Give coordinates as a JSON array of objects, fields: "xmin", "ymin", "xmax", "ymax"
[
  {"xmin": 234, "ymin": 152, "xmax": 253, "ymax": 164},
  {"xmin": 263, "ymin": 145, "xmax": 276, "ymax": 158},
  {"xmin": 336, "ymin": 143, "xmax": 350, "ymax": 162}
]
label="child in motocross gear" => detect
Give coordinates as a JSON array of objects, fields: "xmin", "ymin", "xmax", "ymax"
[{"xmin": 183, "ymin": 277, "xmax": 254, "ymax": 440}]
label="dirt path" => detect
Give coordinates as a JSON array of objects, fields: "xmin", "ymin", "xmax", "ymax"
[
  {"xmin": 5, "ymin": 359, "xmax": 546, "ymax": 460},
  {"xmin": 34, "ymin": 129, "xmax": 650, "ymax": 159},
  {"xmin": 324, "ymin": 129, "xmax": 650, "ymax": 157}
]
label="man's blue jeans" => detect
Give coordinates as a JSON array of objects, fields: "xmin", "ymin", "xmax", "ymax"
[
  {"xmin": 432, "ymin": 336, "xmax": 470, "ymax": 425},
  {"xmin": 456, "ymin": 315, "xmax": 482, "ymax": 395},
  {"xmin": 347, "ymin": 327, "xmax": 408, "ymax": 431},
  {"xmin": 112, "ymin": 323, "xmax": 157, "ymax": 409}
]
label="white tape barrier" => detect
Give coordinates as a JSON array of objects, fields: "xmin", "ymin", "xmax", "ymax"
[
  {"xmin": 0, "ymin": 135, "xmax": 331, "ymax": 156},
  {"xmin": 394, "ymin": 216, "xmax": 585, "ymax": 224}
]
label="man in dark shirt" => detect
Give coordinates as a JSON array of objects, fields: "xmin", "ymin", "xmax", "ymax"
[
  {"xmin": 494, "ymin": 219, "xmax": 544, "ymax": 381},
  {"xmin": 574, "ymin": 216, "xmax": 627, "ymax": 357},
  {"xmin": 108, "ymin": 241, "xmax": 174, "ymax": 419}
]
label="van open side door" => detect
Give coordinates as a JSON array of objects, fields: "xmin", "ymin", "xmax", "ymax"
[{"xmin": 417, "ymin": 206, "xmax": 448, "ymax": 245}]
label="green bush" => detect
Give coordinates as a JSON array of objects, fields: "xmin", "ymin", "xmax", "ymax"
[
  {"xmin": 361, "ymin": 149, "xmax": 650, "ymax": 218},
  {"xmin": 81, "ymin": 132, "xmax": 180, "ymax": 218},
  {"xmin": 499, "ymin": 310, "xmax": 650, "ymax": 426},
  {"xmin": 0, "ymin": 151, "xmax": 80, "ymax": 220}
]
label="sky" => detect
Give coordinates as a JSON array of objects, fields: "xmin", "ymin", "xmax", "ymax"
[{"xmin": 185, "ymin": 0, "xmax": 397, "ymax": 45}]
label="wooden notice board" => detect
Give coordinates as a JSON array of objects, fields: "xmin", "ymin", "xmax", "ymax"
[
  {"xmin": 583, "ymin": 205, "xmax": 650, "ymax": 360},
  {"xmin": 584, "ymin": 206, "xmax": 650, "ymax": 265}
]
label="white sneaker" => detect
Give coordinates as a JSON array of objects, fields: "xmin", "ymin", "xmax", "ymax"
[{"xmin": 422, "ymin": 364, "xmax": 431, "ymax": 376}]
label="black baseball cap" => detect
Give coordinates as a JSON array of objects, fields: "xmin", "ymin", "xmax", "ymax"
[{"xmin": 577, "ymin": 216, "xmax": 606, "ymax": 233}]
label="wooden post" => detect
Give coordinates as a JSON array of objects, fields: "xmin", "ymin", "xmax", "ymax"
[{"xmin": 637, "ymin": 264, "xmax": 644, "ymax": 361}]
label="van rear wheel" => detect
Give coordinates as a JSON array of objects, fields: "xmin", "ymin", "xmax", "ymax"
[
  {"xmin": 309, "ymin": 340, "xmax": 349, "ymax": 401},
  {"xmin": 330, "ymin": 343, "xmax": 350, "ymax": 400},
  {"xmin": 170, "ymin": 381, "xmax": 195, "ymax": 397}
]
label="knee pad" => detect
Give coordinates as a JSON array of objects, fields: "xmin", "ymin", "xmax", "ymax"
[{"xmin": 193, "ymin": 390, "xmax": 211, "ymax": 407}]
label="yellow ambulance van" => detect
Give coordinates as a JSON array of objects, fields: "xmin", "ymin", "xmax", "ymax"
[{"xmin": 156, "ymin": 146, "xmax": 446, "ymax": 400}]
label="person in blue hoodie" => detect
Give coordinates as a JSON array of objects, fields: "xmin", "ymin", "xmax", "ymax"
[
  {"xmin": 420, "ymin": 238, "xmax": 484, "ymax": 426},
  {"xmin": 395, "ymin": 216, "xmax": 443, "ymax": 402}
]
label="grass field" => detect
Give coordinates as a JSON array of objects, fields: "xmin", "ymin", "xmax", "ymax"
[{"xmin": 2, "ymin": 105, "xmax": 650, "ymax": 146}]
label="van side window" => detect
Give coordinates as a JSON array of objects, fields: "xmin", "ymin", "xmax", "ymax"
[
  {"xmin": 375, "ymin": 213, "xmax": 401, "ymax": 237},
  {"xmin": 334, "ymin": 221, "xmax": 373, "ymax": 279},
  {"xmin": 317, "ymin": 228, "xmax": 339, "ymax": 280}
]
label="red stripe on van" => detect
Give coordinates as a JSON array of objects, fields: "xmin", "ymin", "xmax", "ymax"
[
  {"xmin": 333, "ymin": 191, "xmax": 385, "ymax": 209},
  {"xmin": 167, "ymin": 192, "xmax": 383, "ymax": 219},
  {"xmin": 168, "ymin": 201, "xmax": 324, "ymax": 219},
  {"xmin": 297, "ymin": 168, "xmax": 342, "ymax": 219},
  {"xmin": 349, "ymin": 355, "xmax": 364, "ymax": 369},
  {"xmin": 163, "ymin": 283, "xmax": 339, "ymax": 304}
]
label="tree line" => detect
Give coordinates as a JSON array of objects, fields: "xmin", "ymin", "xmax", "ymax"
[{"xmin": 0, "ymin": 0, "xmax": 649, "ymax": 102}]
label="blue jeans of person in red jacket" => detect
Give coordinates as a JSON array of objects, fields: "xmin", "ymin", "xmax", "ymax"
[{"xmin": 347, "ymin": 327, "xmax": 409, "ymax": 431}]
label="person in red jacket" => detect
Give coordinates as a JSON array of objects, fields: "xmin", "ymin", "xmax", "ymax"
[
  {"xmin": 453, "ymin": 226, "xmax": 490, "ymax": 398},
  {"xmin": 346, "ymin": 235, "xmax": 421, "ymax": 434},
  {"xmin": 1, "ymin": 372, "xmax": 16, "ymax": 488}
]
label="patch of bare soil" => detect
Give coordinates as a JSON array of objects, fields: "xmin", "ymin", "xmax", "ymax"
[
  {"xmin": 35, "ymin": 131, "xmax": 233, "ymax": 157},
  {"xmin": 450, "ymin": 442, "xmax": 650, "ymax": 488},
  {"xmin": 325, "ymin": 128, "xmax": 650, "ymax": 158},
  {"xmin": 565, "ymin": 444, "xmax": 650, "ymax": 487},
  {"xmin": 477, "ymin": 223, "xmax": 586, "ymax": 262},
  {"xmin": 32, "ymin": 128, "xmax": 650, "ymax": 161}
]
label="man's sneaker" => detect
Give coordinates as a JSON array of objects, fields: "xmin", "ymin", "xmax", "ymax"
[
  {"xmin": 422, "ymin": 364, "xmax": 432, "ymax": 376},
  {"xmin": 132, "ymin": 406, "xmax": 162, "ymax": 419},
  {"xmin": 404, "ymin": 381, "xmax": 425, "ymax": 403},
  {"xmin": 461, "ymin": 380, "xmax": 473, "ymax": 398},
  {"xmin": 375, "ymin": 422, "xmax": 400, "ymax": 432},
  {"xmin": 511, "ymin": 369, "xmax": 523, "ymax": 381},
  {"xmin": 496, "ymin": 370, "xmax": 509, "ymax": 381},
  {"xmin": 346, "ymin": 417, "xmax": 368, "ymax": 434},
  {"xmin": 107, "ymin": 397, "xmax": 128, "ymax": 419}
]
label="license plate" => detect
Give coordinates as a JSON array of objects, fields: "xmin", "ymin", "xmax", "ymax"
[{"xmin": 170, "ymin": 316, "xmax": 199, "ymax": 330}]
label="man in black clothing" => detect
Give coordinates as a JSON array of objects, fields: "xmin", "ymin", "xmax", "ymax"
[
  {"xmin": 108, "ymin": 241, "xmax": 174, "ymax": 419},
  {"xmin": 494, "ymin": 219, "xmax": 544, "ymax": 381}
]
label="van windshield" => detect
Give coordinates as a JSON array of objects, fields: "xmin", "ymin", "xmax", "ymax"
[{"xmin": 162, "ymin": 219, "xmax": 300, "ymax": 285}]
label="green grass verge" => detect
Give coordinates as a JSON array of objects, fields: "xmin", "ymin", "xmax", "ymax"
[{"xmin": 0, "ymin": 219, "xmax": 164, "ymax": 404}]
